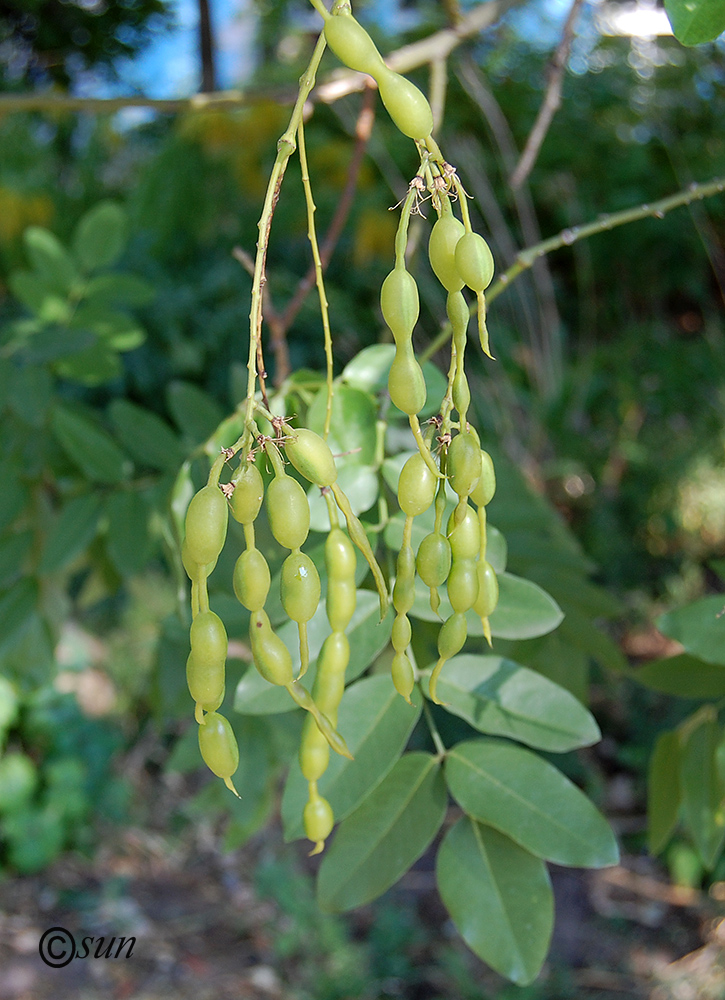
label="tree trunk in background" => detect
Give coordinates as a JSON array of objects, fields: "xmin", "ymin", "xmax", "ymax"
[{"xmin": 198, "ymin": 0, "xmax": 217, "ymax": 93}]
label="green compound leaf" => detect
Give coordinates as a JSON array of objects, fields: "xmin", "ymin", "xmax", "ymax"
[
  {"xmin": 105, "ymin": 491, "xmax": 153, "ymax": 577},
  {"xmin": 39, "ymin": 493, "xmax": 103, "ymax": 574},
  {"xmin": 648, "ymin": 730, "xmax": 682, "ymax": 856},
  {"xmin": 167, "ymin": 380, "xmax": 225, "ymax": 448},
  {"xmin": 308, "ymin": 384, "xmax": 378, "ymax": 468},
  {"xmin": 665, "ymin": 0, "xmax": 725, "ymax": 44},
  {"xmin": 342, "ymin": 344, "xmax": 396, "ymax": 393},
  {"xmin": 23, "ymin": 226, "xmax": 78, "ymax": 294},
  {"xmin": 445, "ymin": 739, "xmax": 618, "ymax": 868},
  {"xmin": 234, "ymin": 589, "xmax": 393, "ymax": 714},
  {"xmin": 436, "ymin": 816, "xmax": 553, "ymax": 986},
  {"xmin": 51, "ymin": 404, "xmax": 132, "ymax": 483},
  {"xmin": 635, "ymin": 653, "xmax": 725, "ymax": 698},
  {"xmin": 425, "ymin": 654, "xmax": 600, "ymax": 752},
  {"xmin": 410, "ymin": 572, "xmax": 562, "ymax": 640},
  {"xmin": 317, "ymin": 751, "xmax": 447, "ymax": 912},
  {"xmin": 108, "ymin": 399, "xmax": 184, "ymax": 473},
  {"xmin": 72, "ymin": 201, "xmax": 128, "ymax": 272},
  {"xmin": 657, "ymin": 596, "xmax": 725, "ymax": 667},
  {"xmin": 281, "ymin": 675, "xmax": 422, "ymax": 841},
  {"xmin": 680, "ymin": 711, "xmax": 725, "ymax": 869}
]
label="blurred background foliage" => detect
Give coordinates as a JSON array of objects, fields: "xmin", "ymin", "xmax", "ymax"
[{"xmin": 0, "ymin": 0, "xmax": 724, "ymax": 992}]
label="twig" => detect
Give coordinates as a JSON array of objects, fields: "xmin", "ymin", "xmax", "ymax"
[
  {"xmin": 420, "ymin": 176, "xmax": 725, "ymax": 362},
  {"xmin": 509, "ymin": 0, "xmax": 585, "ymax": 190},
  {"xmin": 233, "ymin": 246, "xmax": 289, "ymax": 384}
]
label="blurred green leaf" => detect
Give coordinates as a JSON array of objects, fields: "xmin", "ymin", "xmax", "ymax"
[
  {"xmin": 51, "ymin": 404, "xmax": 132, "ymax": 483},
  {"xmin": 83, "ymin": 273, "xmax": 155, "ymax": 307},
  {"xmin": 0, "ymin": 531, "xmax": 33, "ymax": 588},
  {"xmin": 2, "ymin": 806, "xmax": 66, "ymax": 873},
  {"xmin": 317, "ymin": 752, "xmax": 447, "ymax": 911},
  {"xmin": 105, "ymin": 491, "xmax": 153, "ymax": 576},
  {"xmin": 635, "ymin": 653, "xmax": 725, "ymax": 698},
  {"xmin": 308, "ymin": 384, "xmax": 378, "ymax": 468},
  {"xmin": 167, "ymin": 381, "xmax": 224, "ymax": 447},
  {"xmin": 54, "ymin": 341, "xmax": 123, "ymax": 385},
  {"xmin": 436, "ymin": 817, "xmax": 553, "ymax": 986},
  {"xmin": 0, "ymin": 753, "xmax": 38, "ymax": 813},
  {"xmin": 680, "ymin": 711, "xmax": 725, "ymax": 869},
  {"xmin": 0, "ymin": 675, "xmax": 19, "ymax": 732},
  {"xmin": 8, "ymin": 271, "xmax": 68, "ymax": 321},
  {"xmin": 665, "ymin": 0, "xmax": 725, "ymax": 44},
  {"xmin": 658, "ymin": 596, "xmax": 725, "ymax": 667},
  {"xmin": 0, "ymin": 580, "xmax": 38, "ymax": 651},
  {"xmin": 342, "ymin": 344, "xmax": 395, "ymax": 393},
  {"xmin": 39, "ymin": 493, "xmax": 103, "ymax": 574},
  {"xmin": 445, "ymin": 738, "xmax": 618, "ymax": 867},
  {"xmin": 426, "ymin": 654, "xmax": 600, "ymax": 752},
  {"xmin": 17, "ymin": 326, "xmax": 96, "ymax": 364},
  {"xmin": 281, "ymin": 675, "xmax": 422, "ymax": 841},
  {"xmin": 72, "ymin": 201, "xmax": 127, "ymax": 271},
  {"xmin": 109, "ymin": 399, "xmax": 184, "ymax": 472},
  {"xmin": 648, "ymin": 730, "xmax": 682, "ymax": 855},
  {"xmin": 23, "ymin": 226, "xmax": 78, "ymax": 294}
]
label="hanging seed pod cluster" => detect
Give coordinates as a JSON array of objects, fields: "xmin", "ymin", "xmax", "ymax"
[{"xmin": 179, "ymin": 0, "xmax": 499, "ymax": 855}]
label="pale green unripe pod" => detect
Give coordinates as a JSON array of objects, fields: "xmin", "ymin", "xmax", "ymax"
[
  {"xmin": 323, "ymin": 11, "xmax": 386, "ymax": 76},
  {"xmin": 281, "ymin": 551, "xmax": 321, "ymax": 623},
  {"xmin": 437, "ymin": 611, "xmax": 467, "ymax": 659},
  {"xmin": 266, "ymin": 474, "xmax": 310, "ymax": 550},
  {"xmin": 447, "ymin": 431, "xmax": 482, "ymax": 499},
  {"xmin": 470, "ymin": 450, "xmax": 496, "ymax": 507},
  {"xmin": 377, "ymin": 67, "xmax": 434, "ymax": 140},
  {"xmin": 250, "ymin": 609, "xmax": 294, "ymax": 685},
  {"xmin": 455, "ymin": 231, "xmax": 495, "ymax": 292},
  {"xmin": 381, "ymin": 265, "xmax": 419, "ymax": 341},
  {"xmin": 184, "ymin": 485, "xmax": 228, "ymax": 566},
  {"xmin": 416, "ymin": 532, "xmax": 451, "ymax": 587},
  {"xmin": 198, "ymin": 712, "xmax": 239, "ymax": 779},
  {"xmin": 233, "ymin": 548, "xmax": 271, "ymax": 611},
  {"xmin": 389, "ymin": 343, "xmax": 426, "ymax": 415},
  {"xmin": 473, "ymin": 560, "xmax": 499, "ymax": 617},
  {"xmin": 446, "ymin": 505, "xmax": 480, "ymax": 560},
  {"xmin": 231, "ymin": 462, "xmax": 264, "ymax": 524},
  {"xmin": 304, "ymin": 794, "xmax": 334, "ymax": 844},
  {"xmin": 398, "ymin": 453, "xmax": 437, "ymax": 517},
  {"xmin": 190, "ymin": 610, "xmax": 227, "ymax": 665},
  {"xmin": 284, "ymin": 427, "xmax": 338, "ymax": 487},
  {"xmin": 325, "ymin": 527, "xmax": 356, "ymax": 579},
  {"xmin": 429, "ymin": 213, "xmax": 465, "ymax": 292},
  {"xmin": 186, "ymin": 651, "xmax": 225, "ymax": 708}
]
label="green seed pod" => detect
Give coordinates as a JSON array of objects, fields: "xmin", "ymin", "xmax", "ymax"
[
  {"xmin": 447, "ymin": 559, "xmax": 479, "ymax": 613},
  {"xmin": 198, "ymin": 712, "xmax": 239, "ymax": 780},
  {"xmin": 437, "ymin": 611, "xmax": 467, "ymax": 659},
  {"xmin": 455, "ymin": 231, "xmax": 495, "ymax": 292},
  {"xmin": 389, "ymin": 343, "xmax": 426, "ymax": 415},
  {"xmin": 377, "ymin": 67, "xmax": 434, "ymax": 140},
  {"xmin": 447, "ymin": 431, "xmax": 482, "ymax": 499},
  {"xmin": 446, "ymin": 289, "xmax": 469, "ymax": 334},
  {"xmin": 446, "ymin": 505, "xmax": 480, "ymax": 560},
  {"xmin": 313, "ymin": 632, "xmax": 349, "ymax": 713},
  {"xmin": 266, "ymin": 474, "xmax": 310, "ymax": 550},
  {"xmin": 249, "ymin": 609, "xmax": 294, "ymax": 685},
  {"xmin": 391, "ymin": 651, "xmax": 415, "ymax": 703},
  {"xmin": 429, "ymin": 212, "xmax": 465, "ymax": 293},
  {"xmin": 190, "ymin": 610, "xmax": 227, "ymax": 666},
  {"xmin": 380, "ymin": 265, "xmax": 419, "ymax": 342},
  {"xmin": 470, "ymin": 450, "xmax": 496, "ymax": 507},
  {"xmin": 181, "ymin": 541, "xmax": 217, "ymax": 581},
  {"xmin": 186, "ymin": 650, "xmax": 225, "ymax": 708},
  {"xmin": 325, "ymin": 525, "xmax": 356, "ymax": 580},
  {"xmin": 416, "ymin": 532, "xmax": 452, "ymax": 588},
  {"xmin": 184, "ymin": 485, "xmax": 228, "ymax": 566},
  {"xmin": 284, "ymin": 427, "xmax": 338, "ymax": 487},
  {"xmin": 281, "ymin": 551, "xmax": 321, "ymax": 623},
  {"xmin": 327, "ymin": 578, "xmax": 356, "ymax": 633},
  {"xmin": 398, "ymin": 453, "xmax": 437, "ymax": 517},
  {"xmin": 299, "ymin": 719, "xmax": 330, "ymax": 782},
  {"xmin": 233, "ymin": 548, "xmax": 271, "ymax": 612},
  {"xmin": 452, "ymin": 370, "xmax": 470, "ymax": 418},
  {"xmin": 303, "ymin": 793, "xmax": 334, "ymax": 844},
  {"xmin": 473, "ymin": 560, "xmax": 499, "ymax": 617},
  {"xmin": 323, "ymin": 11, "xmax": 386, "ymax": 76},
  {"xmin": 231, "ymin": 462, "xmax": 264, "ymax": 525},
  {"xmin": 392, "ymin": 613, "xmax": 412, "ymax": 652}
]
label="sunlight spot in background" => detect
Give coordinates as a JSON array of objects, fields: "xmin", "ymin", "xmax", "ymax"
[{"xmin": 596, "ymin": 0, "xmax": 674, "ymax": 38}]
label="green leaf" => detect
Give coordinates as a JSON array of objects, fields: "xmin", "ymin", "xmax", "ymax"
[
  {"xmin": 54, "ymin": 341, "xmax": 123, "ymax": 386},
  {"xmin": 39, "ymin": 493, "xmax": 103, "ymax": 574},
  {"xmin": 72, "ymin": 201, "xmax": 127, "ymax": 271},
  {"xmin": 307, "ymin": 465, "xmax": 379, "ymax": 531},
  {"xmin": 657, "ymin": 596, "xmax": 725, "ymax": 667},
  {"xmin": 108, "ymin": 399, "xmax": 184, "ymax": 472},
  {"xmin": 69, "ymin": 304, "xmax": 145, "ymax": 352},
  {"xmin": 51, "ymin": 404, "xmax": 132, "ymax": 483},
  {"xmin": 167, "ymin": 381, "xmax": 224, "ymax": 447},
  {"xmin": 105, "ymin": 491, "xmax": 152, "ymax": 576},
  {"xmin": 83, "ymin": 273, "xmax": 155, "ymax": 307},
  {"xmin": 0, "ymin": 531, "xmax": 33, "ymax": 588},
  {"xmin": 0, "ymin": 675, "xmax": 19, "ymax": 732},
  {"xmin": 0, "ymin": 579, "xmax": 37, "ymax": 651},
  {"xmin": 409, "ymin": 572, "xmax": 562, "ymax": 640},
  {"xmin": 445, "ymin": 739, "xmax": 618, "ymax": 868},
  {"xmin": 234, "ymin": 590, "xmax": 393, "ymax": 714},
  {"xmin": 317, "ymin": 752, "xmax": 447, "ymax": 911},
  {"xmin": 634, "ymin": 653, "xmax": 725, "ymax": 698},
  {"xmin": 342, "ymin": 344, "xmax": 395, "ymax": 393},
  {"xmin": 0, "ymin": 465, "xmax": 29, "ymax": 532},
  {"xmin": 0, "ymin": 753, "xmax": 37, "ymax": 813},
  {"xmin": 308, "ymin": 384, "xmax": 378, "ymax": 468},
  {"xmin": 665, "ymin": 0, "xmax": 725, "ymax": 44},
  {"xmin": 18, "ymin": 326, "xmax": 96, "ymax": 364},
  {"xmin": 426, "ymin": 655, "xmax": 600, "ymax": 752},
  {"xmin": 436, "ymin": 817, "xmax": 553, "ymax": 986},
  {"xmin": 648, "ymin": 730, "xmax": 682, "ymax": 856},
  {"xmin": 23, "ymin": 226, "xmax": 77, "ymax": 294},
  {"xmin": 281, "ymin": 675, "xmax": 422, "ymax": 841},
  {"xmin": 680, "ymin": 711, "xmax": 725, "ymax": 869}
]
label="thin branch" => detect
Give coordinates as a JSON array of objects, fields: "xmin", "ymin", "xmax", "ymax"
[
  {"xmin": 0, "ymin": 0, "xmax": 523, "ymax": 117},
  {"xmin": 509, "ymin": 0, "xmax": 585, "ymax": 190},
  {"xmin": 420, "ymin": 176, "xmax": 725, "ymax": 362}
]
